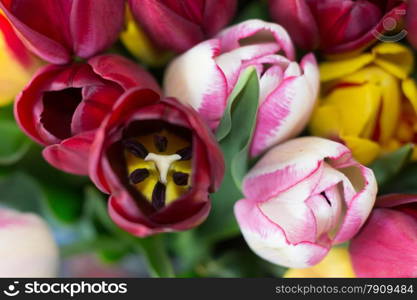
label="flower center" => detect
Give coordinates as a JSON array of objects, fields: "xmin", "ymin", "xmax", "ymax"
[{"xmin": 124, "ymin": 129, "xmax": 192, "ymax": 210}]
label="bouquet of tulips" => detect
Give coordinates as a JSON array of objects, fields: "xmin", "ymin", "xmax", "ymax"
[{"xmin": 0, "ymin": 0, "xmax": 416, "ymax": 278}]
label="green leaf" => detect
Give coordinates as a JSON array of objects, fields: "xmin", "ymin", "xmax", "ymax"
[
  {"xmin": 0, "ymin": 171, "xmax": 43, "ymax": 213},
  {"xmin": 380, "ymin": 162, "xmax": 417, "ymax": 194},
  {"xmin": 369, "ymin": 144, "xmax": 413, "ymax": 186},
  {"xmin": 216, "ymin": 67, "xmax": 258, "ymax": 142},
  {"xmin": 199, "ymin": 67, "xmax": 260, "ymax": 243},
  {"xmin": 0, "ymin": 120, "xmax": 31, "ymax": 165},
  {"xmin": 41, "ymin": 182, "xmax": 84, "ymax": 224},
  {"xmin": 234, "ymin": 0, "xmax": 268, "ymax": 24}
]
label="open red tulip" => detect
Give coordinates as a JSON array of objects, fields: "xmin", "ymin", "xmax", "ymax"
[
  {"xmin": 89, "ymin": 88, "xmax": 225, "ymax": 237},
  {"xmin": 15, "ymin": 54, "xmax": 160, "ymax": 175}
]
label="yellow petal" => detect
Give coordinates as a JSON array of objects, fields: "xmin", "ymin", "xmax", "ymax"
[
  {"xmin": 402, "ymin": 78, "xmax": 417, "ymax": 114},
  {"xmin": 319, "ymin": 53, "xmax": 374, "ymax": 82},
  {"xmin": 372, "ymin": 43, "xmax": 414, "ymax": 79},
  {"xmin": 284, "ymin": 247, "xmax": 356, "ymax": 278},
  {"xmin": 342, "ymin": 66, "xmax": 400, "ymax": 143},
  {"xmin": 323, "ymin": 83, "xmax": 381, "ymax": 138},
  {"xmin": 120, "ymin": 8, "xmax": 173, "ymax": 67},
  {"xmin": 0, "ymin": 24, "xmax": 41, "ymax": 106},
  {"xmin": 342, "ymin": 135, "xmax": 381, "ymax": 165},
  {"xmin": 309, "ymin": 105, "xmax": 342, "ymax": 138}
]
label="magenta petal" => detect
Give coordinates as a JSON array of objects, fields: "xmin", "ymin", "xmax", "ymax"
[
  {"xmin": 0, "ymin": 0, "xmax": 72, "ymax": 63},
  {"xmin": 71, "ymin": 0, "xmax": 125, "ymax": 59},
  {"xmin": 129, "ymin": 0, "xmax": 204, "ymax": 53},
  {"xmin": 88, "ymin": 54, "xmax": 161, "ymax": 93},
  {"xmin": 42, "ymin": 131, "xmax": 95, "ymax": 175},
  {"xmin": 350, "ymin": 208, "xmax": 417, "ymax": 277},
  {"xmin": 269, "ymin": 0, "xmax": 319, "ymax": 50},
  {"xmin": 71, "ymin": 85, "xmax": 122, "ymax": 135},
  {"xmin": 377, "ymin": 194, "xmax": 417, "ymax": 208},
  {"xmin": 407, "ymin": 0, "xmax": 417, "ymax": 49}
]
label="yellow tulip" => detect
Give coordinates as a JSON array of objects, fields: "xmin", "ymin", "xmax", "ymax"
[
  {"xmin": 284, "ymin": 247, "xmax": 356, "ymax": 278},
  {"xmin": 120, "ymin": 8, "xmax": 173, "ymax": 68},
  {"xmin": 310, "ymin": 43, "xmax": 417, "ymax": 165},
  {"xmin": 0, "ymin": 12, "xmax": 41, "ymax": 107}
]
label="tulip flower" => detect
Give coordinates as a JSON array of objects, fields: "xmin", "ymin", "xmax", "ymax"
[
  {"xmin": 0, "ymin": 208, "xmax": 58, "ymax": 277},
  {"xmin": 350, "ymin": 194, "xmax": 417, "ymax": 277},
  {"xmin": 164, "ymin": 19, "xmax": 319, "ymax": 157},
  {"xmin": 128, "ymin": 0, "xmax": 237, "ymax": 53},
  {"xmin": 15, "ymin": 54, "xmax": 160, "ymax": 175},
  {"xmin": 0, "ymin": 0, "xmax": 125, "ymax": 64},
  {"xmin": 269, "ymin": 0, "xmax": 408, "ymax": 55},
  {"xmin": 0, "ymin": 12, "xmax": 41, "ymax": 106},
  {"xmin": 234, "ymin": 137, "xmax": 377, "ymax": 268},
  {"xmin": 407, "ymin": 0, "xmax": 417, "ymax": 49},
  {"xmin": 89, "ymin": 88, "xmax": 225, "ymax": 237},
  {"xmin": 310, "ymin": 43, "xmax": 417, "ymax": 165},
  {"xmin": 284, "ymin": 247, "xmax": 355, "ymax": 278}
]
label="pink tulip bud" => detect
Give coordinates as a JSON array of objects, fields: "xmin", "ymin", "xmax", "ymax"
[
  {"xmin": 0, "ymin": 208, "xmax": 58, "ymax": 277},
  {"xmin": 234, "ymin": 137, "xmax": 377, "ymax": 268},
  {"xmin": 350, "ymin": 194, "xmax": 417, "ymax": 277},
  {"xmin": 164, "ymin": 19, "xmax": 319, "ymax": 157},
  {"xmin": 0, "ymin": 0, "xmax": 125, "ymax": 64},
  {"xmin": 269, "ymin": 0, "xmax": 408, "ymax": 55},
  {"xmin": 128, "ymin": 0, "xmax": 237, "ymax": 53}
]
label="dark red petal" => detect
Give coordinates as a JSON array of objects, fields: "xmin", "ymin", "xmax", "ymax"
[
  {"xmin": 407, "ymin": 0, "xmax": 417, "ymax": 49},
  {"xmin": 324, "ymin": 2, "xmax": 407, "ymax": 54},
  {"xmin": 14, "ymin": 64, "xmax": 67, "ymax": 145},
  {"xmin": 42, "ymin": 131, "xmax": 95, "ymax": 175},
  {"xmin": 71, "ymin": 0, "xmax": 125, "ymax": 59},
  {"xmin": 377, "ymin": 194, "xmax": 417, "ymax": 208},
  {"xmin": 129, "ymin": 0, "xmax": 204, "ymax": 52},
  {"xmin": 71, "ymin": 84, "xmax": 123, "ymax": 135},
  {"xmin": 0, "ymin": 0, "xmax": 72, "ymax": 63},
  {"xmin": 88, "ymin": 54, "xmax": 161, "ymax": 93},
  {"xmin": 269, "ymin": 0, "xmax": 319, "ymax": 50},
  {"xmin": 203, "ymin": 0, "xmax": 236, "ymax": 36}
]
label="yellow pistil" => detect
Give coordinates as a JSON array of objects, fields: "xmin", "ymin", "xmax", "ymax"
[{"xmin": 125, "ymin": 129, "xmax": 192, "ymax": 206}]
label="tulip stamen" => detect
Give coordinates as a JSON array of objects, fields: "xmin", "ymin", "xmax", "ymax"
[
  {"xmin": 152, "ymin": 182, "xmax": 166, "ymax": 209},
  {"xmin": 154, "ymin": 135, "xmax": 168, "ymax": 152},
  {"xmin": 124, "ymin": 127, "xmax": 193, "ymax": 206},
  {"xmin": 176, "ymin": 146, "xmax": 192, "ymax": 160},
  {"xmin": 123, "ymin": 140, "xmax": 149, "ymax": 159},
  {"xmin": 173, "ymin": 172, "xmax": 189, "ymax": 186},
  {"xmin": 129, "ymin": 168, "xmax": 150, "ymax": 184}
]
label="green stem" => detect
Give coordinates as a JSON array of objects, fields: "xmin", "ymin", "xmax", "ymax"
[{"xmin": 130, "ymin": 235, "xmax": 175, "ymax": 278}]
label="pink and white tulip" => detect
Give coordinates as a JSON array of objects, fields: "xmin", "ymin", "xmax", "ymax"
[
  {"xmin": 349, "ymin": 194, "xmax": 417, "ymax": 277},
  {"xmin": 234, "ymin": 137, "xmax": 377, "ymax": 268},
  {"xmin": 164, "ymin": 19, "xmax": 319, "ymax": 157},
  {"xmin": 0, "ymin": 208, "xmax": 59, "ymax": 277}
]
